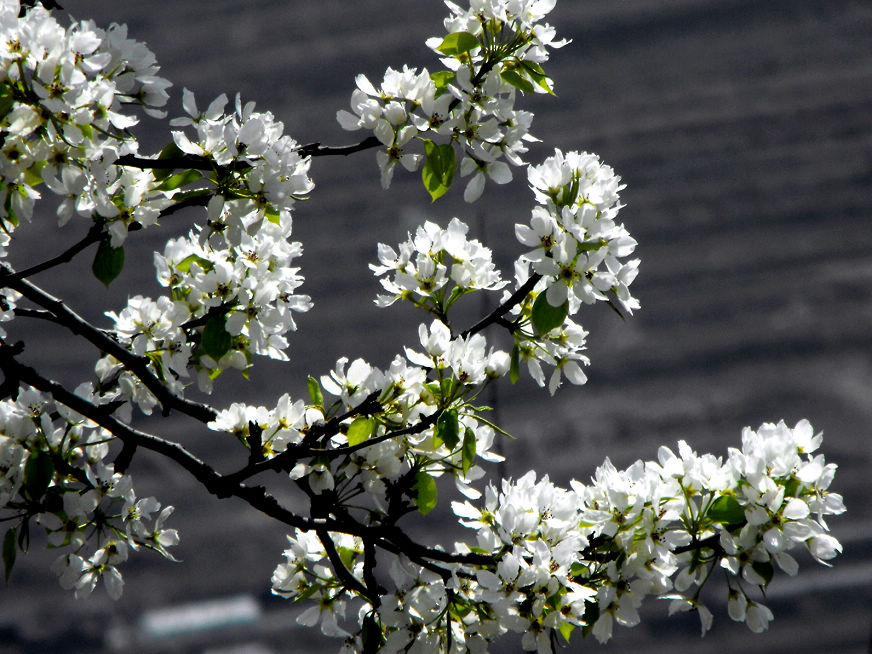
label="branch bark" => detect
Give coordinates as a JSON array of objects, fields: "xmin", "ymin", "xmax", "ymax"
[{"xmin": 0, "ymin": 264, "xmax": 217, "ymax": 424}]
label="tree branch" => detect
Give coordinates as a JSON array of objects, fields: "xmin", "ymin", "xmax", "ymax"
[
  {"xmin": 0, "ymin": 344, "xmax": 495, "ymax": 572},
  {"xmin": 116, "ymin": 153, "xmax": 224, "ymax": 172},
  {"xmin": 0, "ymin": 264, "xmax": 217, "ymax": 424},
  {"xmin": 296, "ymin": 136, "xmax": 381, "ymax": 158},
  {"xmin": 461, "ymin": 273, "xmax": 540, "ymax": 338},
  {"xmin": 3, "ymin": 223, "xmax": 106, "ymax": 282},
  {"xmin": 222, "ymin": 404, "xmax": 438, "ymax": 487},
  {"xmin": 115, "ymin": 135, "xmax": 381, "ymax": 176}
]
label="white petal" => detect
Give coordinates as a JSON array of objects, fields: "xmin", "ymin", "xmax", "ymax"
[{"xmin": 463, "ymin": 173, "xmax": 485, "ymax": 203}]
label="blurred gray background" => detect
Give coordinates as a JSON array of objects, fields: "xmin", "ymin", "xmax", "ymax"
[{"xmin": 1, "ymin": 1, "xmax": 871, "ymax": 652}]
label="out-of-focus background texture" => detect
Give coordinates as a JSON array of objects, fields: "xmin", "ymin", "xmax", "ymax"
[{"xmin": 1, "ymin": 1, "xmax": 871, "ymax": 652}]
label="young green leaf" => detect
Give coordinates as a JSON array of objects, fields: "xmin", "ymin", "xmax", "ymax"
[
  {"xmin": 751, "ymin": 560, "xmax": 775, "ymax": 587},
  {"xmin": 461, "ymin": 427, "xmax": 476, "ymax": 475},
  {"xmin": 361, "ymin": 613, "xmax": 385, "ymax": 654},
  {"xmin": 435, "ymin": 408, "xmax": 459, "ymax": 450},
  {"xmin": 421, "ymin": 139, "xmax": 456, "ymax": 201},
  {"xmin": 336, "ymin": 545, "xmax": 357, "ymax": 571},
  {"xmin": 152, "ymin": 142, "xmax": 186, "ymax": 181},
  {"xmin": 2, "ymin": 193, "xmax": 18, "ymax": 229},
  {"xmin": 347, "ymin": 416, "xmax": 375, "ymax": 447},
  {"xmin": 307, "ymin": 375, "xmax": 324, "ymax": 407},
  {"xmin": 510, "ymin": 343, "xmax": 520, "ymax": 384},
  {"xmin": 520, "ymin": 61, "xmax": 556, "ymax": 95},
  {"xmin": 500, "ymin": 69, "xmax": 535, "ymax": 94},
  {"xmin": 156, "ymin": 169, "xmax": 202, "ymax": 192},
  {"xmin": 200, "ymin": 314, "xmax": 232, "ymax": 360},
  {"xmin": 92, "ymin": 239, "xmax": 125, "ymax": 286},
  {"xmin": 708, "ymin": 495, "xmax": 746, "ymax": 528},
  {"xmin": 3, "ymin": 528, "xmax": 16, "ymax": 582},
  {"xmin": 531, "ymin": 293, "xmax": 568, "ymax": 335},
  {"xmin": 23, "ymin": 450, "xmax": 54, "ymax": 502},
  {"xmin": 175, "ymin": 253, "xmax": 213, "ymax": 274},
  {"xmin": 413, "ymin": 471, "xmax": 438, "ymax": 515},
  {"xmin": 435, "ymin": 32, "xmax": 479, "ymax": 56},
  {"xmin": 0, "ymin": 82, "xmax": 15, "ymax": 120},
  {"xmin": 430, "ymin": 71, "xmax": 455, "ymax": 97},
  {"xmin": 581, "ymin": 600, "xmax": 600, "ymax": 638}
]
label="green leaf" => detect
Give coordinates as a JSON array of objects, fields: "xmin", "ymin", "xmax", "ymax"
[
  {"xmin": 24, "ymin": 161, "xmax": 46, "ymax": 187},
  {"xmin": 23, "ymin": 450, "xmax": 54, "ymax": 502},
  {"xmin": 708, "ymin": 495, "xmax": 745, "ymax": 527},
  {"xmin": 413, "ymin": 471, "xmax": 438, "ymax": 515},
  {"xmin": 435, "ymin": 409, "xmax": 459, "ymax": 450},
  {"xmin": 2, "ymin": 192, "xmax": 18, "ymax": 229},
  {"xmin": 421, "ymin": 139, "xmax": 456, "ymax": 201},
  {"xmin": 3, "ymin": 528, "xmax": 16, "ymax": 582},
  {"xmin": 581, "ymin": 600, "xmax": 600, "ymax": 638},
  {"xmin": 175, "ymin": 253, "xmax": 213, "ymax": 274},
  {"xmin": 558, "ymin": 619, "xmax": 575, "ymax": 643},
  {"xmin": 461, "ymin": 427, "xmax": 476, "ymax": 475},
  {"xmin": 430, "ymin": 71, "xmax": 455, "ymax": 97},
  {"xmin": 152, "ymin": 142, "xmax": 185, "ymax": 181},
  {"xmin": 336, "ymin": 545, "xmax": 357, "ymax": 571},
  {"xmin": 167, "ymin": 188, "xmax": 212, "ymax": 204},
  {"xmin": 347, "ymin": 416, "xmax": 375, "ymax": 447},
  {"xmin": 157, "ymin": 168, "xmax": 202, "ymax": 192},
  {"xmin": 292, "ymin": 581, "xmax": 321, "ymax": 604},
  {"xmin": 0, "ymin": 82, "xmax": 15, "ymax": 120},
  {"xmin": 577, "ymin": 238, "xmax": 608, "ymax": 252},
  {"xmin": 751, "ymin": 560, "xmax": 775, "ymax": 587},
  {"xmin": 783, "ymin": 477, "xmax": 801, "ymax": 498},
  {"xmin": 510, "ymin": 344, "xmax": 520, "ymax": 384},
  {"xmin": 92, "ymin": 239, "xmax": 125, "ymax": 287},
  {"xmin": 307, "ymin": 376, "xmax": 324, "ymax": 407},
  {"xmin": 531, "ymin": 292, "xmax": 568, "ymax": 335},
  {"xmin": 500, "ymin": 69, "xmax": 535, "ymax": 94},
  {"xmin": 200, "ymin": 314, "xmax": 232, "ymax": 360},
  {"xmin": 436, "ymin": 31, "xmax": 480, "ymax": 56},
  {"xmin": 361, "ymin": 613, "xmax": 385, "ymax": 654},
  {"xmin": 520, "ymin": 61, "xmax": 555, "ymax": 95}
]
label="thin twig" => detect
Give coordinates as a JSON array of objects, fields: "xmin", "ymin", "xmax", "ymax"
[
  {"xmin": 0, "ymin": 345, "xmax": 495, "ymax": 570},
  {"xmin": 296, "ymin": 136, "xmax": 381, "ymax": 158},
  {"xmin": 461, "ymin": 273, "xmax": 540, "ymax": 338},
  {"xmin": 0, "ymin": 264, "xmax": 217, "ymax": 424},
  {"xmin": 4, "ymin": 223, "xmax": 105, "ymax": 282}
]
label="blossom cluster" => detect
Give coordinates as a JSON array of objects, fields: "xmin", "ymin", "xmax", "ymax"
[
  {"xmin": 0, "ymin": 3, "xmax": 848, "ymax": 653},
  {"xmin": 0, "ymin": 0, "xmax": 315, "ymax": 407},
  {"xmin": 0, "ymin": 385, "xmax": 178, "ymax": 600},
  {"xmin": 370, "ymin": 217, "xmax": 506, "ymax": 311},
  {"xmin": 99, "ymin": 91, "xmax": 314, "ymax": 405},
  {"xmin": 337, "ymin": 0, "xmax": 566, "ymax": 200},
  {"xmin": 0, "ymin": 0, "xmax": 171, "ymax": 241},
  {"xmin": 208, "ymin": 321, "xmax": 508, "ymax": 504},
  {"xmin": 271, "ymin": 419, "xmax": 843, "ymax": 652},
  {"xmin": 517, "ymin": 148, "xmax": 640, "ymax": 315}
]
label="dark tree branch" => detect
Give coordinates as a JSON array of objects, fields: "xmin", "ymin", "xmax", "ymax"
[
  {"xmin": 317, "ymin": 526, "xmax": 371, "ymax": 600},
  {"xmin": 116, "ymin": 153, "xmax": 223, "ymax": 172},
  {"xmin": 2, "ymin": 190, "xmax": 210, "ymax": 284},
  {"xmin": 116, "ymin": 136, "xmax": 381, "ymax": 177},
  {"xmin": 0, "ymin": 345, "xmax": 497, "ymax": 572},
  {"xmin": 461, "ymin": 273, "xmax": 540, "ymax": 338},
  {"xmin": 296, "ymin": 136, "xmax": 381, "ymax": 158},
  {"xmin": 222, "ymin": 404, "xmax": 438, "ymax": 487},
  {"xmin": 4, "ymin": 223, "xmax": 105, "ymax": 282},
  {"xmin": 0, "ymin": 264, "xmax": 217, "ymax": 424}
]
